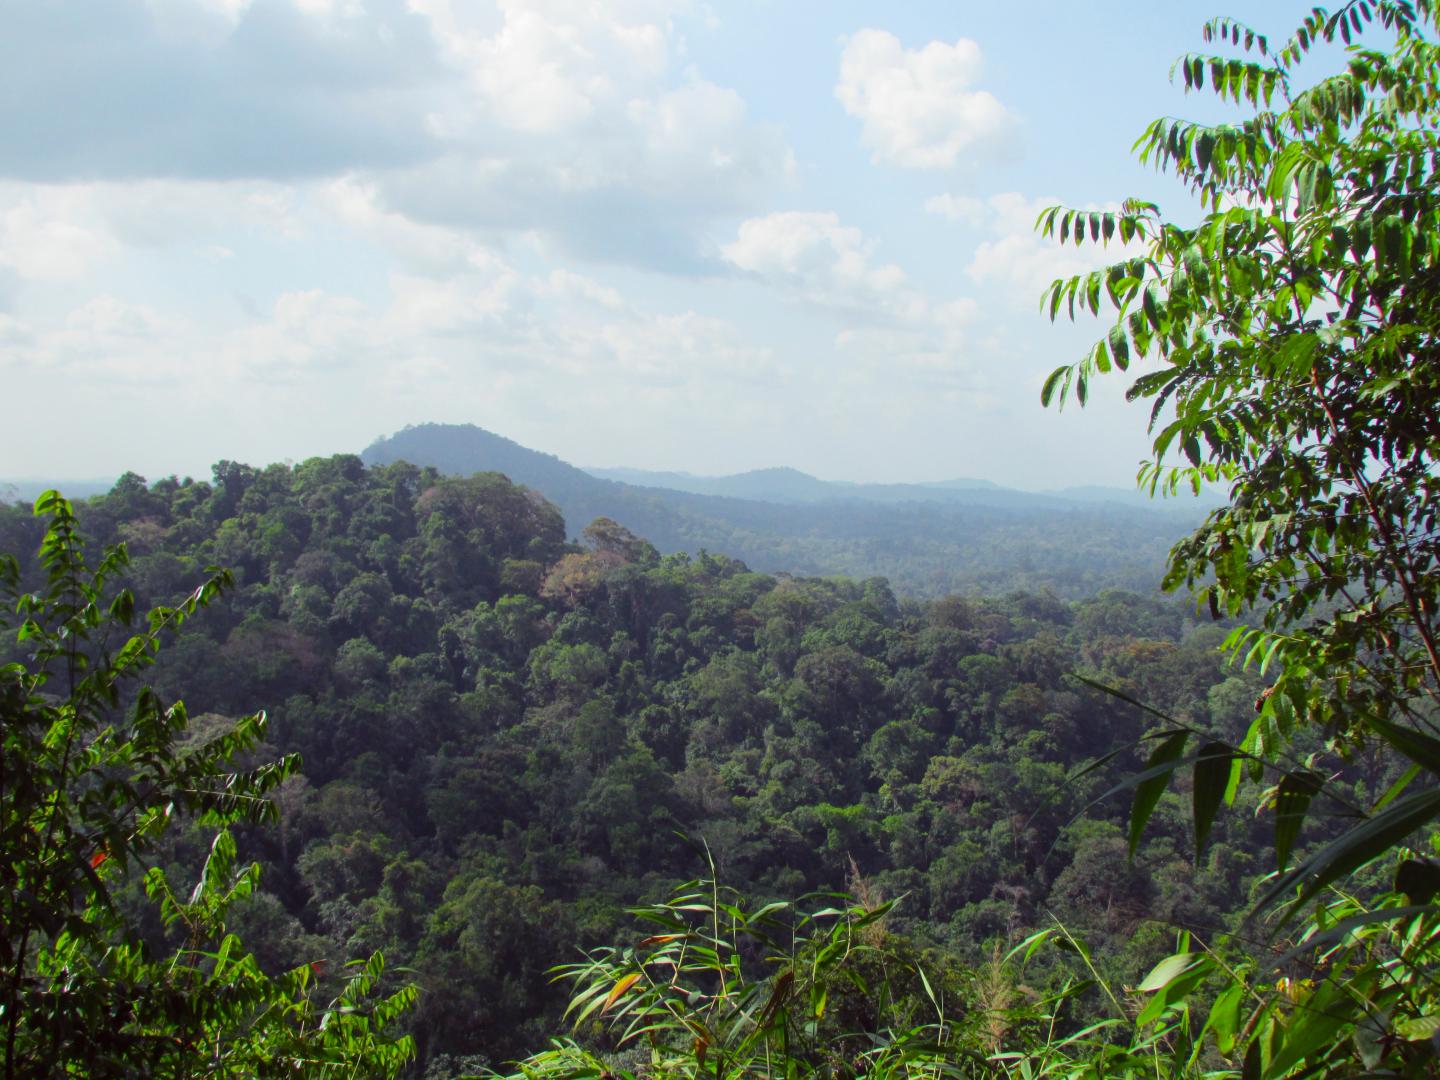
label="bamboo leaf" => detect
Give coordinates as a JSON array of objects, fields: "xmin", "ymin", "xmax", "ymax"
[
  {"xmin": 601, "ymin": 973, "xmax": 643, "ymax": 1014},
  {"xmin": 1193, "ymin": 741, "xmax": 1238, "ymax": 861},
  {"xmin": 1370, "ymin": 717, "xmax": 1440, "ymax": 777},
  {"xmin": 1274, "ymin": 769, "xmax": 1323, "ymax": 871},
  {"xmin": 1137, "ymin": 951, "xmax": 1201, "ymax": 993},
  {"xmin": 1256, "ymin": 789, "xmax": 1440, "ymax": 920},
  {"xmin": 1130, "ymin": 730, "xmax": 1190, "ymax": 858}
]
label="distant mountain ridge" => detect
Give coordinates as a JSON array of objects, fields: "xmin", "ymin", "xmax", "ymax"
[
  {"xmin": 584, "ymin": 465, "xmax": 1021, "ymax": 506},
  {"xmin": 361, "ymin": 423, "xmax": 1203, "ymax": 598},
  {"xmin": 584, "ymin": 464, "xmax": 1208, "ymax": 511},
  {"xmin": 586, "ymin": 465, "xmax": 841, "ymax": 504}
]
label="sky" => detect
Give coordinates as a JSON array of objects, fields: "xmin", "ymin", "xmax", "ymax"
[{"xmin": 0, "ymin": 0, "xmax": 1256, "ymax": 489}]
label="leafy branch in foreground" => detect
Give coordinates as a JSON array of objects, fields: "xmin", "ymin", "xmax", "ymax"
[
  {"xmin": 1031, "ymin": 1, "xmax": 1440, "ymax": 1075},
  {"xmin": 1039, "ymin": 0, "xmax": 1440, "ymax": 751},
  {"xmin": 1039, "ymin": 0, "xmax": 1440, "ymax": 917},
  {"xmin": 0, "ymin": 493, "xmax": 415, "ymax": 1077}
]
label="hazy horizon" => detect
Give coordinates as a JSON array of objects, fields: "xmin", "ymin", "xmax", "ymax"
[{"xmin": 3, "ymin": 419, "xmax": 1212, "ymax": 502}]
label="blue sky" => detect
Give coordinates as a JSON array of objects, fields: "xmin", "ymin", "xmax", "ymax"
[{"xmin": 0, "ymin": 0, "xmax": 1264, "ymax": 488}]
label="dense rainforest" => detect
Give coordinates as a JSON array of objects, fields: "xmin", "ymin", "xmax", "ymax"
[{"xmin": 0, "ymin": 460, "xmax": 1314, "ymax": 1074}]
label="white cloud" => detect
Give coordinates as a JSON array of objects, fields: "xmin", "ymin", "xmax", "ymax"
[
  {"xmin": 44, "ymin": 296, "xmax": 194, "ymax": 382},
  {"xmin": 0, "ymin": 179, "xmax": 315, "ymax": 287},
  {"xmin": 627, "ymin": 79, "xmax": 795, "ymax": 198},
  {"xmin": 1, "ymin": 0, "xmax": 438, "ymax": 182},
  {"xmin": 101, "ymin": 181, "xmax": 306, "ymax": 247},
  {"xmin": 374, "ymin": 82, "xmax": 791, "ymax": 269},
  {"xmin": 416, "ymin": 0, "xmax": 796, "ymax": 245},
  {"xmin": 326, "ymin": 176, "xmax": 477, "ymax": 274},
  {"xmin": 0, "ymin": 314, "xmax": 33, "ymax": 362},
  {"xmin": 541, "ymin": 269, "xmax": 625, "ymax": 310},
  {"xmin": 832, "ymin": 292, "xmax": 983, "ymax": 388},
  {"xmin": 384, "ymin": 1, "xmax": 795, "ymax": 266},
  {"xmin": 419, "ymin": 0, "xmax": 673, "ymax": 135},
  {"xmin": 722, "ymin": 211, "xmax": 921, "ymax": 319},
  {"xmin": 13, "ymin": 243, "xmax": 778, "ymax": 399},
  {"xmin": 0, "ymin": 188, "xmax": 117, "ymax": 281},
  {"xmin": 719, "ymin": 209, "xmax": 992, "ymax": 409},
  {"xmin": 384, "ymin": 270, "xmax": 518, "ymax": 338},
  {"xmin": 836, "ymin": 29, "xmax": 1013, "ymax": 170},
  {"xmin": 587, "ymin": 311, "xmax": 774, "ymax": 384}
]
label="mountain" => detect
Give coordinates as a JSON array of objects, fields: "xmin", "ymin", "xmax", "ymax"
[
  {"xmin": 585, "ymin": 465, "xmax": 838, "ymax": 503},
  {"xmin": 583, "ymin": 465, "xmax": 1055, "ymax": 507},
  {"xmin": 361, "ymin": 423, "xmax": 1203, "ymax": 598},
  {"xmin": 584, "ymin": 465, "xmax": 1216, "ymax": 512},
  {"xmin": 918, "ymin": 477, "xmax": 1003, "ymax": 491},
  {"xmin": 364, "ymin": 424, "xmax": 606, "ymax": 506}
]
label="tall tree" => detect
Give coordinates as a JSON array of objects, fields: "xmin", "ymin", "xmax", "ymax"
[
  {"xmin": 1042, "ymin": 0, "xmax": 1440, "ymax": 859},
  {"xmin": 1038, "ymin": 2, "xmax": 1440, "ymax": 1073}
]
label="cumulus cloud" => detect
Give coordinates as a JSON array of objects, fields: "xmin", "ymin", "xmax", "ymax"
[
  {"xmin": 582, "ymin": 311, "xmax": 775, "ymax": 385},
  {"xmin": 0, "ymin": 178, "xmax": 312, "ymax": 289},
  {"xmin": 418, "ymin": 0, "xmax": 673, "ymax": 135},
  {"xmin": 540, "ymin": 269, "xmax": 625, "ymax": 310},
  {"xmin": 836, "ymin": 29, "xmax": 1014, "ymax": 169},
  {"xmin": 722, "ymin": 211, "xmax": 922, "ymax": 320},
  {"xmin": 408, "ymin": 0, "xmax": 792, "ymax": 263},
  {"xmin": 326, "ymin": 177, "xmax": 478, "ymax": 275},
  {"xmin": 720, "ymin": 209, "xmax": 987, "ymax": 402},
  {"xmin": 373, "ymin": 75, "xmax": 792, "ymax": 269},
  {"xmin": 44, "ymin": 296, "xmax": 194, "ymax": 383},
  {"xmin": 12, "ymin": 246, "xmax": 775, "ymax": 394}
]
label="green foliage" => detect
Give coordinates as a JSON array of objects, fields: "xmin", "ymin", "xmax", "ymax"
[
  {"xmin": 1081, "ymin": 875, "xmax": 1440, "ymax": 1077},
  {"xmin": 1036, "ymin": 1, "xmax": 1440, "ymax": 1075},
  {"xmin": 0, "ymin": 463, "xmax": 1283, "ymax": 1071},
  {"xmin": 1041, "ymin": 0, "xmax": 1440, "ymax": 752},
  {"xmin": 0, "ymin": 494, "xmax": 414, "ymax": 1076},
  {"xmin": 0, "ymin": 449, "xmax": 1319, "ymax": 1077},
  {"xmin": 38, "ymin": 9, "xmax": 1440, "ymax": 1077},
  {"xmin": 500, "ymin": 871, "xmax": 986, "ymax": 1080}
]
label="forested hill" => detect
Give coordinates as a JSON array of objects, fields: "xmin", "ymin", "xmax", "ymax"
[
  {"xmin": 361, "ymin": 423, "xmax": 1202, "ymax": 598},
  {"xmin": 0, "ymin": 460, "xmax": 1306, "ymax": 1074}
]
